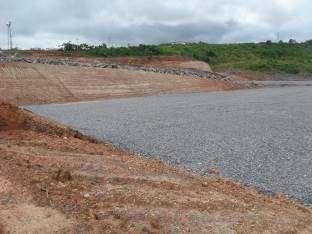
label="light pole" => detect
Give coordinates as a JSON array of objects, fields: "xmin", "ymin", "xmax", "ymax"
[
  {"xmin": 76, "ymin": 38, "xmax": 79, "ymax": 52},
  {"xmin": 6, "ymin": 21, "xmax": 12, "ymax": 50}
]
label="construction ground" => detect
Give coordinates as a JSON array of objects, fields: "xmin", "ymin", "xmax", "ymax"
[{"xmin": 0, "ymin": 54, "xmax": 311, "ymax": 233}]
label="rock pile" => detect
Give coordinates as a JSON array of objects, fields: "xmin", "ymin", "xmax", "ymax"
[{"xmin": 0, "ymin": 55, "xmax": 229, "ymax": 81}]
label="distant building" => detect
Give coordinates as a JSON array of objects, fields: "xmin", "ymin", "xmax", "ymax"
[{"xmin": 170, "ymin": 41, "xmax": 187, "ymax": 45}]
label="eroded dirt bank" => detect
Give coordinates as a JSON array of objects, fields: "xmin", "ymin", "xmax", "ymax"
[{"xmin": 0, "ymin": 103, "xmax": 311, "ymax": 233}]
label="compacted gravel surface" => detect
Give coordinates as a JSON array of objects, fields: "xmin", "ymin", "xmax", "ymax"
[{"xmin": 26, "ymin": 86, "xmax": 312, "ymax": 204}]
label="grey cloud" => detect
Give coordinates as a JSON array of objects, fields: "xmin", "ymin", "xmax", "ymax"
[
  {"xmin": 0, "ymin": 0, "xmax": 310, "ymax": 48},
  {"xmin": 90, "ymin": 21, "xmax": 235, "ymax": 45}
]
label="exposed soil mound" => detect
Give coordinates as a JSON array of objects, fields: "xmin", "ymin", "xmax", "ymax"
[
  {"xmin": 0, "ymin": 102, "xmax": 93, "ymax": 141},
  {"xmin": 0, "ymin": 103, "xmax": 30, "ymax": 131}
]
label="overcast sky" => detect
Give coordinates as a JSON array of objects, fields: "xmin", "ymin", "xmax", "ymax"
[{"xmin": 0, "ymin": 0, "xmax": 311, "ymax": 49}]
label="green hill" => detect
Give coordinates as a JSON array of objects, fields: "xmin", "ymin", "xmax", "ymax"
[{"xmin": 62, "ymin": 41, "xmax": 312, "ymax": 74}]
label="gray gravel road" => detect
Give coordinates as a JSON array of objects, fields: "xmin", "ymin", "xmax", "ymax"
[
  {"xmin": 25, "ymin": 86, "xmax": 312, "ymax": 204},
  {"xmin": 253, "ymin": 80, "xmax": 312, "ymax": 87}
]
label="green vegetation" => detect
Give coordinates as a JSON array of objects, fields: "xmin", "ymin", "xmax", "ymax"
[{"xmin": 60, "ymin": 40, "xmax": 312, "ymax": 74}]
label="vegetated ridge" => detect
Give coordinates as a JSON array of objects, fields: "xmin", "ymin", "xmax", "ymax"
[{"xmin": 58, "ymin": 40, "xmax": 312, "ymax": 74}]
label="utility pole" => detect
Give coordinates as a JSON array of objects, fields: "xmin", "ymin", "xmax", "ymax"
[
  {"xmin": 276, "ymin": 32, "xmax": 280, "ymax": 42},
  {"xmin": 6, "ymin": 21, "xmax": 13, "ymax": 50},
  {"xmin": 76, "ymin": 38, "xmax": 79, "ymax": 52}
]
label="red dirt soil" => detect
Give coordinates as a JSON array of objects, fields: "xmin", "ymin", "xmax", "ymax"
[{"xmin": 0, "ymin": 103, "xmax": 311, "ymax": 233}]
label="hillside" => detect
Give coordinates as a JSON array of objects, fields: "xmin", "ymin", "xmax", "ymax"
[
  {"xmin": 159, "ymin": 42, "xmax": 312, "ymax": 74},
  {"xmin": 57, "ymin": 41, "xmax": 312, "ymax": 75},
  {"xmin": 0, "ymin": 61, "xmax": 237, "ymax": 105}
]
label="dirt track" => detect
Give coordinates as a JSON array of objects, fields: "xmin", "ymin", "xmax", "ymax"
[
  {"xmin": 0, "ymin": 62, "xmax": 238, "ymax": 105},
  {"xmin": 0, "ymin": 103, "xmax": 311, "ymax": 233}
]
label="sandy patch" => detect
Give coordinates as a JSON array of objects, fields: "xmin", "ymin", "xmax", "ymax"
[
  {"xmin": 0, "ymin": 204, "xmax": 73, "ymax": 233},
  {"xmin": 0, "ymin": 177, "xmax": 11, "ymax": 194}
]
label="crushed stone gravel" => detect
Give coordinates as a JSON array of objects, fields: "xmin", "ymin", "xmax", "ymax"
[{"xmin": 26, "ymin": 86, "xmax": 312, "ymax": 205}]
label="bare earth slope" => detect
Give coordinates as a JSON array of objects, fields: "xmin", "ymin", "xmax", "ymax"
[
  {"xmin": 22, "ymin": 52, "xmax": 212, "ymax": 72},
  {"xmin": 0, "ymin": 62, "xmax": 236, "ymax": 105},
  {"xmin": 0, "ymin": 103, "xmax": 311, "ymax": 233},
  {"xmin": 82, "ymin": 56, "xmax": 213, "ymax": 72}
]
